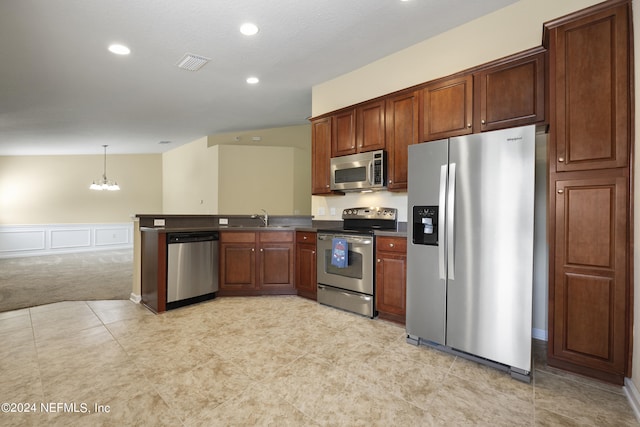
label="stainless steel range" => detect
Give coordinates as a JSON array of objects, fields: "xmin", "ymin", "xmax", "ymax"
[{"xmin": 317, "ymin": 207, "xmax": 397, "ymax": 318}]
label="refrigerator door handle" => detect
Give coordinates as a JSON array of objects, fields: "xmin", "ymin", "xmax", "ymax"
[
  {"xmin": 447, "ymin": 163, "xmax": 456, "ymax": 279},
  {"xmin": 438, "ymin": 164, "xmax": 447, "ymax": 280}
]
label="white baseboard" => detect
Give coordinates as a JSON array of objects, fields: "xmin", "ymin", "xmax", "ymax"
[
  {"xmin": 624, "ymin": 378, "xmax": 640, "ymax": 423},
  {"xmin": 532, "ymin": 328, "xmax": 547, "ymax": 341},
  {"xmin": 129, "ymin": 293, "xmax": 141, "ymax": 304},
  {"xmin": 0, "ymin": 223, "xmax": 133, "ymax": 258}
]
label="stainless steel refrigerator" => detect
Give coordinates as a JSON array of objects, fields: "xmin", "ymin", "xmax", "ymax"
[{"xmin": 406, "ymin": 125, "xmax": 535, "ymax": 381}]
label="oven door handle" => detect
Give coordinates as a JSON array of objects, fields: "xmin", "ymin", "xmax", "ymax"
[{"xmin": 318, "ymin": 285, "xmax": 372, "ymax": 301}]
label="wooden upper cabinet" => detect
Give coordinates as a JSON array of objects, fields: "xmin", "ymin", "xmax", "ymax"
[
  {"xmin": 311, "ymin": 116, "xmax": 332, "ymax": 195},
  {"xmin": 356, "ymin": 100, "xmax": 386, "ymax": 153},
  {"xmin": 545, "ymin": 1, "xmax": 630, "ymax": 172},
  {"xmin": 474, "ymin": 49, "xmax": 546, "ymax": 132},
  {"xmin": 331, "ymin": 109, "xmax": 356, "ymax": 156},
  {"xmin": 420, "ymin": 74, "xmax": 473, "ymax": 142},
  {"xmin": 385, "ymin": 91, "xmax": 419, "ymax": 191}
]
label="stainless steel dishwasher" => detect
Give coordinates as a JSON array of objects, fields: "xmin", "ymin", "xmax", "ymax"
[{"xmin": 166, "ymin": 231, "xmax": 219, "ymax": 310}]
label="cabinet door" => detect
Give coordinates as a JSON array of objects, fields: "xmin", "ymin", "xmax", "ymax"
[
  {"xmin": 548, "ymin": 3, "xmax": 629, "ymax": 172},
  {"xmin": 375, "ymin": 237, "xmax": 407, "ymax": 322},
  {"xmin": 258, "ymin": 232, "xmax": 294, "ymax": 291},
  {"xmin": 376, "ymin": 253, "xmax": 407, "ymax": 321},
  {"xmin": 332, "ymin": 109, "xmax": 356, "ymax": 156},
  {"xmin": 219, "ymin": 243, "xmax": 257, "ymax": 290},
  {"xmin": 311, "ymin": 117, "xmax": 332, "ymax": 195},
  {"xmin": 474, "ymin": 50, "xmax": 545, "ymax": 131},
  {"xmin": 295, "ymin": 242, "xmax": 317, "ymax": 300},
  {"xmin": 385, "ymin": 91, "xmax": 419, "ymax": 191},
  {"xmin": 550, "ymin": 175, "xmax": 628, "ymax": 382},
  {"xmin": 356, "ymin": 100, "xmax": 386, "ymax": 153},
  {"xmin": 420, "ymin": 75, "xmax": 473, "ymax": 142},
  {"xmin": 259, "ymin": 243, "xmax": 294, "ymax": 290}
]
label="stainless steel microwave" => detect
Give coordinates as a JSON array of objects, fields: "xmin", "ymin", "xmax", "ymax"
[{"xmin": 330, "ymin": 150, "xmax": 387, "ymax": 192}]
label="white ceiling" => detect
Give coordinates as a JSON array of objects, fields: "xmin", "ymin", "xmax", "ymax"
[{"xmin": 0, "ymin": 0, "xmax": 519, "ymax": 156}]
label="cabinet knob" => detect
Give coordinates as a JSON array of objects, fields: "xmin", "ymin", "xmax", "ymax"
[
  {"xmin": 557, "ymin": 189, "xmax": 564, "ymax": 194},
  {"xmin": 377, "ymin": 259, "xmax": 381, "ymax": 263},
  {"xmin": 558, "ymin": 157, "xmax": 565, "ymax": 163},
  {"xmin": 481, "ymin": 119, "xmax": 486, "ymax": 125},
  {"xmin": 467, "ymin": 123, "xmax": 471, "ymax": 128},
  {"xmin": 312, "ymin": 251, "xmax": 315, "ymax": 254},
  {"xmin": 252, "ymin": 248, "xmax": 255, "ymax": 252},
  {"xmin": 326, "ymin": 184, "xmax": 330, "ymax": 188},
  {"xmin": 389, "ymin": 243, "xmax": 394, "ymax": 248},
  {"xmin": 388, "ymin": 179, "xmax": 393, "ymax": 184},
  {"xmin": 260, "ymin": 248, "xmax": 263, "ymax": 252},
  {"xmin": 303, "ymin": 236, "xmax": 307, "ymax": 240}
]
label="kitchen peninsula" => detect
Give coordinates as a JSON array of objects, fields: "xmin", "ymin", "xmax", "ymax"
[{"xmin": 137, "ymin": 214, "xmax": 315, "ymax": 313}]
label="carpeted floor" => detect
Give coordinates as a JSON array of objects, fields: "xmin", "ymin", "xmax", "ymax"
[{"xmin": 0, "ymin": 249, "xmax": 132, "ymax": 312}]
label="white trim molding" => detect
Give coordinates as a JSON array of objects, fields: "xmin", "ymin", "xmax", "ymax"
[
  {"xmin": 624, "ymin": 378, "xmax": 640, "ymax": 423},
  {"xmin": 532, "ymin": 328, "xmax": 548, "ymax": 341},
  {"xmin": 129, "ymin": 293, "xmax": 142, "ymax": 304},
  {"xmin": 0, "ymin": 223, "xmax": 133, "ymax": 258}
]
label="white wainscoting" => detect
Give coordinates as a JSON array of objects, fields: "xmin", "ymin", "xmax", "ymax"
[{"xmin": 0, "ymin": 223, "xmax": 133, "ymax": 258}]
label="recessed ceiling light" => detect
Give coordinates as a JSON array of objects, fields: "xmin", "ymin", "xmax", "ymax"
[
  {"xmin": 246, "ymin": 76, "xmax": 259, "ymax": 84},
  {"xmin": 240, "ymin": 23, "xmax": 259, "ymax": 36},
  {"xmin": 108, "ymin": 44, "xmax": 131, "ymax": 55}
]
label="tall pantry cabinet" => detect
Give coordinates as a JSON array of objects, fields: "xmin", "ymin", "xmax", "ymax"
[{"xmin": 544, "ymin": 0, "xmax": 633, "ymax": 385}]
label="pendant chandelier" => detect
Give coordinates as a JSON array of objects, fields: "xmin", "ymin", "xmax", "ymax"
[{"xmin": 89, "ymin": 145, "xmax": 120, "ymax": 191}]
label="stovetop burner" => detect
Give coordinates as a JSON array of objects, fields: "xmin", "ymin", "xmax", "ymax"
[{"xmin": 318, "ymin": 207, "xmax": 397, "ymax": 234}]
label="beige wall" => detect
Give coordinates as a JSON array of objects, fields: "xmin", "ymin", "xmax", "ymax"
[
  {"xmin": 218, "ymin": 145, "xmax": 296, "ymax": 215},
  {"xmin": 312, "ymin": 0, "xmax": 602, "ymax": 116},
  {"xmin": 0, "ymin": 154, "xmax": 162, "ymax": 224},
  {"xmin": 162, "ymin": 137, "xmax": 219, "ymax": 214},
  {"xmin": 162, "ymin": 125, "xmax": 312, "ymax": 215}
]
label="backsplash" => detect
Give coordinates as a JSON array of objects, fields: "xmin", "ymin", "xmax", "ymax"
[{"xmin": 311, "ymin": 191, "xmax": 408, "ymax": 222}]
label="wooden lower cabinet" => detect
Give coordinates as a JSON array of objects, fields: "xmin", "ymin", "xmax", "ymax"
[
  {"xmin": 548, "ymin": 173, "xmax": 630, "ymax": 384},
  {"xmin": 375, "ymin": 236, "xmax": 407, "ymax": 324},
  {"xmin": 295, "ymin": 231, "xmax": 317, "ymax": 300},
  {"xmin": 219, "ymin": 231, "xmax": 295, "ymax": 296}
]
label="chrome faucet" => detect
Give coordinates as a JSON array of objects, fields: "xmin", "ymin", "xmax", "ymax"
[{"xmin": 251, "ymin": 209, "xmax": 269, "ymax": 227}]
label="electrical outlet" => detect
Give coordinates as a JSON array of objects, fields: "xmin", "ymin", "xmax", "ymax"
[
  {"xmin": 318, "ymin": 207, "xmax": 325, "ymax": 216},
  {"xmin": 330, "ymin": 208, "xmax": 336, "ymax": 216}
]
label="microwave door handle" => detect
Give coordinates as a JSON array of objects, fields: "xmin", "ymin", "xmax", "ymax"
[{"xmin": 369, "ymin": 161, "xmax": 374, "ymax": 185}]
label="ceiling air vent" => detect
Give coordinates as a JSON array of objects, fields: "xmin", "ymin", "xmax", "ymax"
[{"xmin": 176, "ymin": 53, "xmax": 211, "ymax": 71}]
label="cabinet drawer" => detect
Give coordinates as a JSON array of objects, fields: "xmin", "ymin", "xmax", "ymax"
[
  {"xmin": 376, "ymin": 236, "xmax": 406, "ymax": 253},
  {"xmin": 259, "ymin": 231, "xmax": 293, "ymax": 243},
  {"xmin": 220, "ymin": 232, "xmax": 256, "ymax": 243},
  {"xmin": 296, "ymin": 231, "xmax": 317, "ymax": 244}
]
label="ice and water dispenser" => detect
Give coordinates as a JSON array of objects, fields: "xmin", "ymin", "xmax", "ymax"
[{"xmin": 412, "ymin": 206, "xmax": 438, "ymax": 246}]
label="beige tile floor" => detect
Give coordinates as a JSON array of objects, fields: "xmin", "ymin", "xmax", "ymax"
[{"xmin": 0, "ymin": 296, "xmax": 637, "ymax": 426}]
